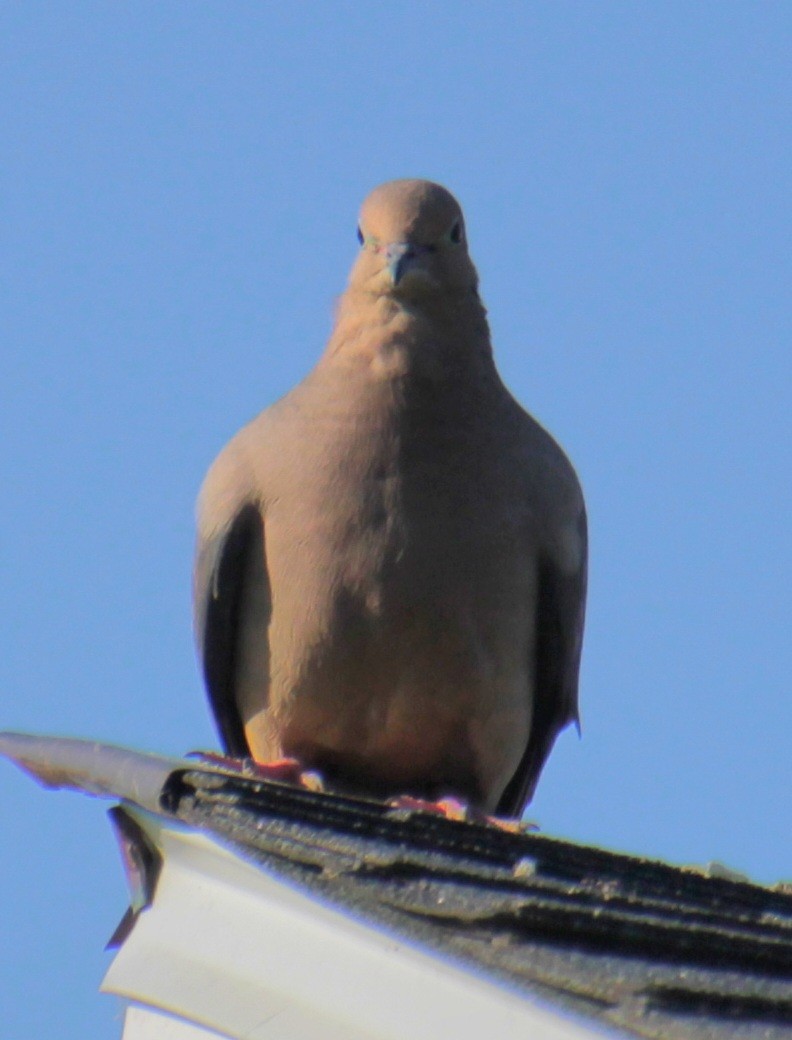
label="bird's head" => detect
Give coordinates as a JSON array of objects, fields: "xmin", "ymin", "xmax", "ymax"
[{"xmin": 348, "ymin": 179, "xmax": 479, "ymax": 300}]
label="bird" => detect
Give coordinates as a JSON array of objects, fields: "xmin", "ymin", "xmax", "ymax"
[{"xmin": 193, "ymin": 179, "xmax": 586, "ymax": 817}]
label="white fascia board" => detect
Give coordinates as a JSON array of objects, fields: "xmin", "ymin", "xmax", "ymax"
[
  {"xmin": 123, "ymin": 1005, "xmax": 231, "ymax": 1040},
  {"xmin": 103, "ymin": 808, "xmax": 615, "ymax": 1040}
]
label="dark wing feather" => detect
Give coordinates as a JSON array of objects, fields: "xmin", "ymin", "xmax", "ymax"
[
  {"xmin": 193, "ymin": 503, "xmax": 265, "ymax": 756},
  {"xmin": 496, "ymin": 507, "xmax": 588, "ymax": 816}
]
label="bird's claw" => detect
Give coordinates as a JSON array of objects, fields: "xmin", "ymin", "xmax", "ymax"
[
  {"xmin": 385, "ymin": 793, "xmax": 536, "ymax": 831},
  {"xmin": 386, "ymin": 794, "xmax": 472, "ymax": 821},
  {"xmin": 186, "ymin": 751, "xmax": 324, "ymax": 791}
]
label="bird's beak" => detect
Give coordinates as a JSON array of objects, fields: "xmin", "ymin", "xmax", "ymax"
[{"xmin": 383, "ymin": 242, "xmax": 418, "ymax": 286}]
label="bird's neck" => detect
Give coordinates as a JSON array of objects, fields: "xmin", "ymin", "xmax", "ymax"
[{"xmin": 321, "ymin": 289, "xmax": 495, "ymax": 384}]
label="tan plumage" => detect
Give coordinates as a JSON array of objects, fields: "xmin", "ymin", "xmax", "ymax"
[{"xmin": 194, "ymin": 179, "xmax": 586, "ymax": 815}]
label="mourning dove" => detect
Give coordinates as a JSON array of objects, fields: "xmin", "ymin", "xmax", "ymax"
[{"xmin": 194, "ymin": 179, "xmax": 586, "ymax": 816}]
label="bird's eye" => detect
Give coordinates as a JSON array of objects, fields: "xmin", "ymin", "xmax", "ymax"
[
  {"xmin": 357, "ymin": 226, "xmax": 365, "ymax": 246},
  {"xmin": 449, "ymin": 220, "xmax": 462, "ymax": 244}
]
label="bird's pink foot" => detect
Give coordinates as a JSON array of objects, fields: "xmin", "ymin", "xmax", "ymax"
[
  {"xmin": 250, "ymin": 758, "xmax": 325, "ymax": 791},
  {"xmin": 386, "ymin": 793, "xmax": 536, "ymax": 832},
  {"xmin": 387, "ymin": 794, "xmax": 472, "ymax": 821},
  {"xmin": 488, "ymin": 815, "xmax": 538, "ymax": 834},
  {"xmin": 187, "ymin": 751, "xmax": 324, "ymax": 791}
]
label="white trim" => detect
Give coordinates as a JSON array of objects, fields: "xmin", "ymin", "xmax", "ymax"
[
  {"xmin": 103, "ymin": 809, "xmax": 611, "ymax": 1040},
  {"xmin": 123, "ymin": 1005, "xmax": 231, "ymax": 1039}
]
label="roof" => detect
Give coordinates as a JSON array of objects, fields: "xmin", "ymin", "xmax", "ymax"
[{"xmin": 3, "ymin": 732, "xmax": 792, "ymax": 1040}]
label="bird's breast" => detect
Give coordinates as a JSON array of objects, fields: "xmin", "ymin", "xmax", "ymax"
[{"xmin": 251, "ymin": 375, "xmax": 537, "ymax": 807}]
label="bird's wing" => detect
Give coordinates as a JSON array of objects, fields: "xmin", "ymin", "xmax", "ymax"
[
  {"xmin": 496, "ymin": 504, "xmax": 588, "ymax": 816},
  {"xmin": 193, "ymin": 446, "xmax": 268, "ymax": 757}
]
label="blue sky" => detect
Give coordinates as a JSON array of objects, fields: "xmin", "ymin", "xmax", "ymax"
[{"xmin": 1, "ymin": 4, "xmax": 790, "ymax": 1036}]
